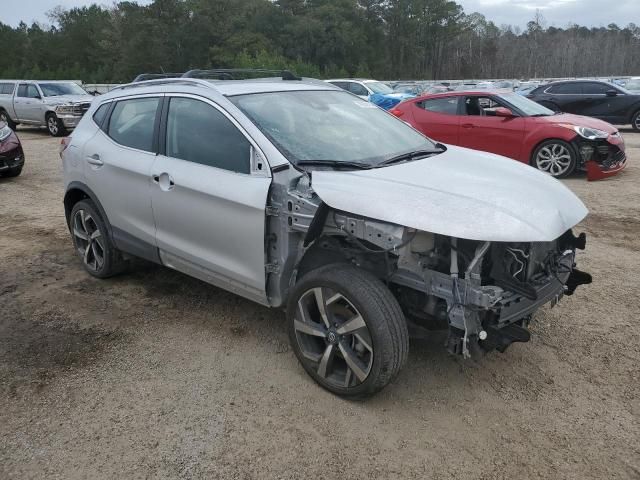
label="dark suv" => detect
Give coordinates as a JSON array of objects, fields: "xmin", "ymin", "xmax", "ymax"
[{"xmin": 527, "ymin": 80, "xmax": 640, "ymax": 131}]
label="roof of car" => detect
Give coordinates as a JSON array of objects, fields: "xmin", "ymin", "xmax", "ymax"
[
  {"xmin": 412, "ymin": 89, "xmax": 514, "ymax": 99},
  {"xmin": 103, "ymin": 77, "xmax": 338, "ymax": 100},
  {"xmin": 325, "ymin": 79, "xmax": 378, "ymax": 83}
]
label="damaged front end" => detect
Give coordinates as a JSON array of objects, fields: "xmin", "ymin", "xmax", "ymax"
[{"xmin": 574, "ymin": 132, "xmax": 626, "ymax": 181}]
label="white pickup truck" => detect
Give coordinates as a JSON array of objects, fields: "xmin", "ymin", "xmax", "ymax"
[{"xmin": 0, "ymin": 80, "xmax": 95, "ymax": 136}]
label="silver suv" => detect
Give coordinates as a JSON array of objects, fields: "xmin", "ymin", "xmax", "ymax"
[{"xmin": 62, "ymin": 72, "xmax": 591, "ymax": 398}]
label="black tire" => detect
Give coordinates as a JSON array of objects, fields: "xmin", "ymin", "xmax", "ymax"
[
  {"xmin": 69, "ymin": 200, "xmax": 126, "ymax": 278},
  {"xmin": 287, "ymin": 263, "xmax": 409, "ymax": 399},
  {"xmin": 531, "ymin": 139, "xmax": 577, "ymax": 178},
  {"xmin": 3, "ymin": 166, "xmax": 22, "ymax": 177},
  {"xmin": 0, "ymin": 110, "xmax": 16, "ymax": 130},
  {"xmin": 631, "ymin": 110, "xmax": 640, "ymax": 132},
  {"xmin": 46, "ymin": 112, "xmax": 68, "ymax": 137}
]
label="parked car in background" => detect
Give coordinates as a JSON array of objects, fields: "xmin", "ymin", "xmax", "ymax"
[
  {"xmin": 624, "ymin": 77, "xmax": 640, "ymax": 94},
  {"xmin": 61, "ymin": 71, "xmax": 590, "ymax": 398},
  {"xmin": 0, "ymin": 121, "xmax": 25, "ymax": 177},
  {"xmin": 424, "ymin": 84, "xmax": 451, "ymax": 94},
  {"xmin": 391, "ymin": 90, "xmax": 626, "ymax": 180},
  {"xmin": 325, "ymin": 78, "xmax": 413, "ymax": 110},
  {"xmin": 527, "ymin": 80, "xmax": 640, "ymax": 131},
  {"xmin": 393, "ymin": 83, "xmax": 425, "ymax": 96},
  {"xmin": 0, "ymin": 80, "xmax": 94, "ymax": 136}
]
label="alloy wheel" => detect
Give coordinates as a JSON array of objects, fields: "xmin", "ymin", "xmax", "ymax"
[
  {"xmin": 48, "ymin": 116, "xmax": 59, "ymax": 135},
  {"xmin": 634, "ymin": 115, "xmax": 640, "ymax": 130},
  {"xmin": 72, "ymin": 209, "xmax": 105, "ymax": 272},
  {"xmin": 535, "ymin": 143, "xmax": 572, "ymax": 177},
  {"xmin": 293, "ymin": 287, "xmax": 373, "ymax": 388}
]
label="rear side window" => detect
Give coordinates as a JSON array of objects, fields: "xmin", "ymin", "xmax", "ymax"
[
  {"xmin": 547, "ymin": 83, "xmax": 581, "ymax": 94},
  {"xmin": 166, "ymin": 97, "xmax": 250, "ymax": 174},
  {"xmin": 92, "ymin": 103, "xmax": 110, "ymax": 128},
  {"xmin": 329, "ymin": 81, "xmax": 349, "ymax": 91},
  {"xmin": 107, "ymin": 97, "xmax": 160, "ymax": 152},
  {"xmin": 348, "ymin": 83, "xmax": 369, "ymax": 96},
  {"xmin": 582, "ymin": 82, "xmax": 612, "ymax": 94},
  {"xmin": 0, "ymin": 83, "xmax": 15, "ymax": 95},
  {"xmin": 418, "ymin": 97, "xmax": 458, "ymax": 115}
]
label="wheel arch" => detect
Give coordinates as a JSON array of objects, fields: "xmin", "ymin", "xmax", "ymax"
[
  {"xmin": 529, "ymin": 136, "xmax": 578, "ymax": 166},
  {"xmin": 64, "ymin": 182, "xmax": 114, "ymax": 242}
]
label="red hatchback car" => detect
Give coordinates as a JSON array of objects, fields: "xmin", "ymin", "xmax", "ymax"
[{"xmin": 391, "ymin": 90, "xmax": 626, "ymax": 180}]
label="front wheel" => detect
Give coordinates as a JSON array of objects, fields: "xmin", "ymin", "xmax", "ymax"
[
  {"xmin": 287, "ymin": 264, "xmax": 409, "ymax": 399},
  {"xmin": 46, "ymin": 113, "xmax": 67, "ymax": 137},
  {"xmin": 0, "ymin": 110, "xmax": 16, "ymax": 130},
  {"xmin": 631, "ymin": 110, "xmax": 640, "ymax": 132},
  {"xmin": 531, "ymin": 139, "xmax": 577, "ymax": 178}
]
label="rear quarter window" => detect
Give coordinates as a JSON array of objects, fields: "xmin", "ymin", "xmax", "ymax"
[
  {"xmin": 547, "ymin": 83, "xmax": 582, "ymax": 94},
  {"xmin": 418, "ymin": 97, "xmax": 459, "ymax": 115}
]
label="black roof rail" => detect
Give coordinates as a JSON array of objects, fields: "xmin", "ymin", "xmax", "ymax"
[
  {"xmin": 132, "ymin": 73, "xmax": 184, "ymax": 82},
  {"xmin": 181, "ymin": 68, "xmax": 302, "ymax": 81}
]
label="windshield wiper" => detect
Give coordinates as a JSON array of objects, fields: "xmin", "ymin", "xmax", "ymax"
[
  {"xmin": 379, "ymin": 147, "xmax": 444, "ymax": 166},
  {"xmin": 295, "ymin": 160, "xmax": 373, "ymax": 170}
]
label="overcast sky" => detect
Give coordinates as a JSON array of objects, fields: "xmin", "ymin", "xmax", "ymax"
[{"xmin": 3, "ymin": 0, "xmax": 639, "ymax": 29}]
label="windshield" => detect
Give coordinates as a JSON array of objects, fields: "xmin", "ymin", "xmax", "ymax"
[
  {"xmin": 39, "ymin": 82, "xmax": 87, "ymax": 97},
  {"xmin": 499, "ymin": 92, "xmax": 555, "ymax": 116},
  {"xmin": 625, "ymin": 79, "xmax": 640, "ymax": 91},
  {"xmin": 366, "ymin": 81, "xmax": 394, "ymax": 94},
  {"xmin": 230, "ymin": 90, "xmax": 437, "ymax": 167}
]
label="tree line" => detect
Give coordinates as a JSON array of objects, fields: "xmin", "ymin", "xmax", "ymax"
[{"xmin": 0, "ymin": 0, "xmax": 638, "ymax": 83}]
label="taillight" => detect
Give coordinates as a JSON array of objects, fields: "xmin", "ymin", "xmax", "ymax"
[
  {"xmin": 390, "ymin": 108, "xmax": 404, "ymax": 117},
  {"xmin": 59, "ymin": 136, "xmax": 71, "ymax": 158}
]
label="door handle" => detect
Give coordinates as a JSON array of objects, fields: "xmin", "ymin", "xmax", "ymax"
[
  {"xmin": 153, "ymin": 172, "xmax": 175, "ymax": 191},
  {"xmin": 461, "ymin": 123, "xmax": 475, "ymax": 128},
  {"xmin": 86, "ymin": 154, "xmax": 104, "ymax": 166}
]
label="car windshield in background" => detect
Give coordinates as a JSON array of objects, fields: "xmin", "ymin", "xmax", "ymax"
[
  {"xmin": 500, "ymin": 92, "xmax": 555, "ymax": 116},
  {"xmin": 366, "ymin": 81, "xmax": 394, "ymax": 94},
  {"xmin": 231, "ymin": 90, "xmax": 438, "ymax": 168},
  {"xmin": 625, "ymin": 79, "xmax": 640, "ymax": 91},
  {"xmin": 39, "ymin": 82, "xmax": 87, "ymax": 97}
]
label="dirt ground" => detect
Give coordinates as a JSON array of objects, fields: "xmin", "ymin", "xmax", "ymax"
[{"xmin": 1, "ymin": 127, "xmax": 638, "ymax": 480}]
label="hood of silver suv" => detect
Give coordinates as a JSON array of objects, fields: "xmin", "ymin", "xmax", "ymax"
[{"xmin": 311, "ymin": 144, "xmax": 587, "ymax": 242}]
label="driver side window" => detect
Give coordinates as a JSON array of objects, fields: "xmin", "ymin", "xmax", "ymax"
[{"xmin": 463, "ymin": 96, "xmax": 504, "ymax": 116}]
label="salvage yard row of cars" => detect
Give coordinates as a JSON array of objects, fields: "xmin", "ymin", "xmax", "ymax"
[{"xmin": 3, "ymin": 68, "xmax": 635, "ymax": 398}]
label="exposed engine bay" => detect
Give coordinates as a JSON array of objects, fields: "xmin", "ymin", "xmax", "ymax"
[{"xmin": 265, "ymin": 174, "xmax": 592, "ymax": 358}]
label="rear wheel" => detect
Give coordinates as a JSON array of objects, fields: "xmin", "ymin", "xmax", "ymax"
[
  {"xmin": 287, "ymin": 264, "xmax": 409, "ymax": 399},
  {"xmin": 632, "ymin": 110, "xmax": 640, "ymax": 132},
  {"xmin": 69, "ymin": 200, "xmax": 126, "ymax": 278},
  {"xmin": 46, "ymin": 112, "xmax": 67, "ymax": 137},
  {"xmin": 531, "ymin": 139, "xmax": 577, "ymax": 178}
]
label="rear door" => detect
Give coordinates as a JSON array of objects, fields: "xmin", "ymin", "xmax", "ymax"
[
  {"xmin": 457, "ymin": 95, "xmax": 525, "ymax": 160},
  {"xmin": 13, "ymin": 83, "xmax": 43, "ymax": 122},
  {"xmin": 82, "ymin": 95, "xmax": 162, "ymax": 259},
  {"xmin": 150, "ymin": 95, "xmax": 271, "ymax": 304},
  {"xmin": 409, "ymin": 96, "xmax": 461, "ymax": 144},
  {"xmin": 543, "ymin": 82, "xmax": 585, "ymax": 113}
]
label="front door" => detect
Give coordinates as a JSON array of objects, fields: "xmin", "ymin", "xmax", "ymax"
[
  {"xmin": 150, "ymin": 95, "xmax": 271, "ymax": 303},
  {"xmin": 458, "ymin": 95, "xmax": 525, "ymax": 160}
]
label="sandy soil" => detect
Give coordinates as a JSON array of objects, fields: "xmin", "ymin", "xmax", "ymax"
[{"xmin": 1, "ymin": 127, "xmax": 638, "ymax": 479}]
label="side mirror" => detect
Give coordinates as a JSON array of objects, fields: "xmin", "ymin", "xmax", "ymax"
[
  {"xmin": 606, "ymin": 89, "xmax": 618, "ymax": 97},
  {"xmin": 494, "ymin": 107, "xmax": 514, "ymax": 117}
]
